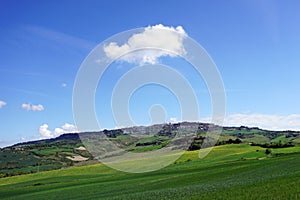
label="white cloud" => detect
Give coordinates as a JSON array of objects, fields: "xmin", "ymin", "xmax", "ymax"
[
  {"xmin": 223, "ymin": 113, "xmax": 300, "ymax": 131},
  {"xmin": 39, "ymin": 124, "xmax": 52, "ymax": 138},
  {"xmin": 22, "ymin": 103, "xmax": 44, "ymax": 111},
  {"xmin": 103, "ymin": 24, "xmax": 187, "ymax": 65},
  {"xmin": 39, "ymin": 123, "xmax": 78, "ymax": 139},
  {"xmin": 22, "ymin": 103, "xmax": 31, "ymax": 111},
  {"xmin": 31, "ymin": 104, "xmax": 44, "ymax": 111},
  {"xmin": 170, "ymin": 117, "xmax": 178, "ymax": 123},
  {"xmin": 0, "ymin": 100, "xmax": 7, "ymax": 108},
  {"xmin": 62, "ymin": 83, "xmax": 67, "ymax": 87}
]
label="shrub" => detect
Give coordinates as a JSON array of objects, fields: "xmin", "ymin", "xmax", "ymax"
[{"xmin": 265, "ymin": 148, "xmax": 272, "ymax": 155}]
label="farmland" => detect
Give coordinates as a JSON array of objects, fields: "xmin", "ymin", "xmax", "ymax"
[
  {"xmin": 0, "ymin": 122, "xmax": 300, "ymax": 199},
  {"xmin": 0, "ymin": 144, "xmax": 299, "ymax": 199}
]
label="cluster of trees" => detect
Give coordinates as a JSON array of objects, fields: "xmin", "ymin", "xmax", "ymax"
[
  {"xmin": 136, "ymin": 140, "xmax": 162, "ymax": 147},
  {"xmin": 187, "ymin": 137, "xmax": 243, "ymax": 151},
  {"xmin": 251, "ymin": 141, "xmax": 294, "ymax": 148},
  {"xmin": 103, "ymin": 129, "xmax": 124, "ymax": 138},
  {"xmin": 217, "ymin": 138, "xmax": 242, "ymax": 145}
]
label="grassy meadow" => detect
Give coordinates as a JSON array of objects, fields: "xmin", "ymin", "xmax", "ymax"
[{"xmin": 0, "ymin": 144, "xmax": 299, "ymax": 199}]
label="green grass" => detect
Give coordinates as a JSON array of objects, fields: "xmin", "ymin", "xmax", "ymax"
[
  {"xmin": 293, "ymin": 137, "xmax": 300, "ymax": 143},
  {"xmin": 271, "ymin": 135, "xmax": 294, "ymax": 143},
  {"xmin": 241, "ymin": 134, "xmax": 270, "ymax": 144},
  {"xmin": 110, "ymin": 135, "xmax": 138, "ymax": 147},
  {"xmin": 130, "ymin": 144, "xmax": 163, "ymax": 152},
  {"xmin": 3, "ymin": 124, "xmax": 299, "ymax": 177},
  {"xmin": 271, "ymin": 145, "xmax": 300, "ymax": 154},
  {"xmin": 0, "ymin": 144, "xmax": 299, "ymax": 199}
]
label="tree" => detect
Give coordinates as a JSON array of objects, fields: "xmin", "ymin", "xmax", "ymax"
[{"xmin": 265, "ymin": 148, "xmax": 272, "ymax": 155}]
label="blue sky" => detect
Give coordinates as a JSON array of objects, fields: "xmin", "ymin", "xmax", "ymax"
[{"xmin": 0, "ymin": 0, "xmax": 300, "ymax": 147}]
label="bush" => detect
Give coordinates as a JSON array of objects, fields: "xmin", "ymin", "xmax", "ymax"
[{"xmin": 265, "ymin": 148, "xmax": 272, "ymax": 155}]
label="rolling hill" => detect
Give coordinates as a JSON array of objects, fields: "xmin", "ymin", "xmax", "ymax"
[
  {"xmin": 0, "ymin": 144, "xmax": 300, "ymax": 199},
  {"xmin": 1, "ymin": 122, "xmax": 299, "ymax": 177}
]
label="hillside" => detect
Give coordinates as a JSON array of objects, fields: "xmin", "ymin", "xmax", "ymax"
[
  {"xmin": 0, "ymin": 122, "xmax": 299, "ymax": 177},
  {"xmin": 0, "ymin": 144, "xmax": 300, "ymax": 199}
]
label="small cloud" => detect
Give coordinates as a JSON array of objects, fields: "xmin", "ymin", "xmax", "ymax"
[
  {"xmin": 39, "ymin": 123, "xmax": 78, "ymax": 139},
  {"xmin": 103, "ymin": 24, "xmax": 187, "ymax": 65},
  {"xmin": 39, "ymin": 124, "xmax": 52, "ymax": 138},
  {"xmin": 170, "ymin": 117, "xmax": 178, "ymax": 123},
  {"xmin": 0, "ymin": 100, "xmax": 7, "ymax": 108},
  {"xmin": 31, "ymin": 104, "xmax": 44, "ymax": 111},
  {"xmin": 22, "ymin": 103, "xmax": 31, "ymax": 111},
  {"xmin": 22, "ymin": 103, "xmax": 44, "ymax": 111},
  {"xmin": 61, "ymin": 83, "xmax": 67, "ymax": 88}
]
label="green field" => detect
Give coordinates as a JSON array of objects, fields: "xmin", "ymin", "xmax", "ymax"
[
  {"xmin": 0, "ymin": 144, "xmax": 299, "ymax": 199},
  {"xmin": 2, "ymin": 123, "xmax": 299, "ymax": 177}
]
